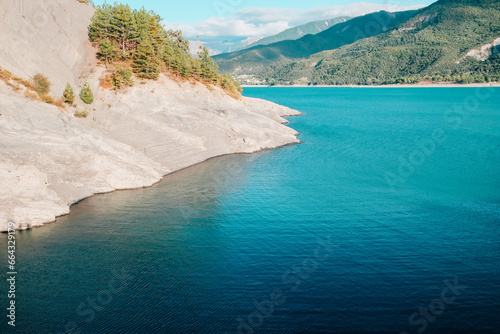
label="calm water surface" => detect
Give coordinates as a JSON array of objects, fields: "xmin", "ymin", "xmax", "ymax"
[{"xmin": 1, "ymin": 88, "xmax": 499, "ymax": 334}]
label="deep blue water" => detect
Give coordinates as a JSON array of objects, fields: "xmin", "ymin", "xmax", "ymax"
[{"xmin": 1, "ymin": 87, "xmax": 500, "ymax": 334}]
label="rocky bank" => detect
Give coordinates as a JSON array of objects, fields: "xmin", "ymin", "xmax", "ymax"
[{"xmin": 0, "ymin": 0, "xmax": 300, "ymax": 231}]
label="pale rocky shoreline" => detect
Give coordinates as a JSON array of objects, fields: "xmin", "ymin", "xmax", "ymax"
[
  {"xmin": 0, "ymin": 0, "xmax": 301, "ymax": 232},
  {"xmin": 0, "ymin": 75, "xmax": 301, "ymax": 232}
]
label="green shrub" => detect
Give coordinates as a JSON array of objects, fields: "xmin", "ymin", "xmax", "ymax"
[
  {"xmin": 220, "ymin": 74, "xmax": 243, "ymax": 95},
  {"xmin": 112, "ymin": 66, "xmax": 134, "ymax": 89},
  {"xmin": 63, "ymin": 83, "xmax": 75, "ymax": 105},
  {"xmin": 80, "ymin": 81, "xmax": 94, "ymax": 104}
]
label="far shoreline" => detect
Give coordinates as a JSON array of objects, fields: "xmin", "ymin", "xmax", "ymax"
[{"xmin": 242, "ymin": 82, "xmax": 500, "ymax": 88}]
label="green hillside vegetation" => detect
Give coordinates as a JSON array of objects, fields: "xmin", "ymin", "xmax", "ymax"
[
  {"xmin": 260, "ymin": 0, "xmax": 500, "ymax": 85},
  {"xmin": 245, "ymin": 17, "xmax": 351, "ymax": 49},
  {"xmin": 214, "ymin": 11, "xmax": 417, "ymax": 75},
  {"xmin": 89, "ymin": 3, "xmax": 242, "ymax": 96}
]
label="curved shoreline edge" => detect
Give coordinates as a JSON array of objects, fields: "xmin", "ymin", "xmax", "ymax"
[
  {"xmin": 0, "ymin": 76, "xmax": 302, "ymax": 232},
  {"xmin": 53, "ymin": 139, "xmax": 301, "ymax": 231},
  {"xmin": 0, "ymin": 0, "xmax": 303, "ymax": 232}
]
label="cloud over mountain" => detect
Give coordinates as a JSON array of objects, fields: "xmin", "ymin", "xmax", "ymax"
[{"xmin": 165, "ymin": 2, "xmax": 426, "ymax": 38}]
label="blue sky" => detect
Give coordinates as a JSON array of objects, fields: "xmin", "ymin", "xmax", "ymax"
[
  {"xmin": 92, "ymin": 0, "xmax": 436, "ymax": 38},
  {"xmin": 92, "ymin": 0, "xmax": 434, "ymax": 24}
]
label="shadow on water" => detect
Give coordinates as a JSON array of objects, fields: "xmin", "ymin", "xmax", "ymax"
[
  {"xmin": 57, "ymin": 152, "xmax": 265, "ymax": 231},
  {"xmin": 0, "ymin": 151, "xmax": 284, "ymax": 334}
]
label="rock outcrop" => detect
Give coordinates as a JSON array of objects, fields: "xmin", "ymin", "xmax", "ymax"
[{"xmin": 0, "ymin": 0, "xmax": 300, "ymax": 231}]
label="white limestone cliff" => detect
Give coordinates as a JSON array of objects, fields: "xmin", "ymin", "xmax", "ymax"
[{"xmin": 0, "ymin": 0, "xmax": 301, "ymax": 231}]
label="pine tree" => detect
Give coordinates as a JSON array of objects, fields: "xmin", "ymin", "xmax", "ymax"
[
  {"xmin": 63, "ymin": 83, "xmax": 75, "ymax": 105},
  {"xmin": 97, "ymin": 38, "xmax": 117, "ymax": 68},
  {"xmin": 191, "ymin": 58, "xmax": 202, "ymax": 79},
  {"xmin": 169, "ymin": 47, "xmax": 185, "ymax": 74},
  {"xmin": 149, "ymin": 14, "xmax": 165, "ymax": 55},
  {"xmin": 221, "ymin": 74, "xmax": 232, "ymax": 90},
  {"xmin": 168, "ymin": 29, "xmax": 190, "ymax": 53},
  {"xmin": 161, "ymin": 42, "xmax": 175, "ymax": 71},
  {"xmin": 89, "ymin": 5, "xmax": 112, "ymax": 42},
  {"xmin": 199, "ymin": 47, "xmax": 218, "ymax": 82},
  {"xmin": 180, "ymin": 58, "xmax": 193, "ymax": 78},
  {"xmin": 199, "ymin": 47, "xmax": 210, "ymax": 79},
  {"xmin": 88, "ymin": 3, "xmax": 239, "ymax": 95},
  {"xmin": 110, "ymin": 4, "xmax": 138, "ymax": 55},
  {"xmin": 133, "ymin": 7, "xmax": 150, "ymax": 46},
  {"xmin": 133, "ymin": 39, "xmax": 160, "ymax": 80},
  {"xmin": 80, "ymin": 81, "xmax": 94, "ymax": 104}
]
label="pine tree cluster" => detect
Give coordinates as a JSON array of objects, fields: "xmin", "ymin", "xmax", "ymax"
[{"xmin": 89, "ymin": 3, "xmax": 242, "ymax": 95}]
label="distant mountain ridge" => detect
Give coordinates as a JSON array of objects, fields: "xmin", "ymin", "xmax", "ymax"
[
  {"xmin": 245, "ymin": 17, "xmax": 351, "ymax": 49},
  {"xmin": 214, "ymin": 10, "xmax": 418, "ymax": 76},
  {"xmin": 259, "ymin": 0, "xmax": 500, "ymax": 85}
]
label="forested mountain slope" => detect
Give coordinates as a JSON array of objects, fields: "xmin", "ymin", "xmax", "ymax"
[
  {"xmin": 261, "ymin": 0, "xmax": 500, "ymax": 85},
  {"xmin": 214, "ymin": 10, "xmax": 417, "ymax": 75}
]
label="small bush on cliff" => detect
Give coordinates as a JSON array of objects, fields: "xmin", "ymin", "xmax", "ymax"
[
  {"xmin": 33, "ymin": 73, "xmax": 51, "ymax": 95},
  {"xmin": 63, "ymin": 83, "xmax": 75, "ymax": 105},
  {"xmin": 74, "ymin": 110, "xmax": 88, "ymax": 118},
  {"xmin": 112, "ymin": 66, "xmax": 134, "ymax": 89},
  {"xmin": 0, "ymin": 68, "xmax": 63, "ymax": 105},
  {"xmin": 80, "ymin": 81, "xmax": 94, "ymax": 104},
  {"xmin": 221, "ymin": 74, "xmax": 243, "ymax": 94},
  {"xmin": 0, "ymin": 67, "xmax": 12, "ymax": 81}
]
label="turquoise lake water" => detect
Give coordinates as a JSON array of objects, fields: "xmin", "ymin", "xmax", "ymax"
[{"xmin": 1, "ymin": 87, "xmax": 499, "ymax": 333}]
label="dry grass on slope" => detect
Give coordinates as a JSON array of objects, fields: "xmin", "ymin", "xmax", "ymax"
[{"xmin": 0, "ymin": 67, "xmax": 64, "ymax": 108}]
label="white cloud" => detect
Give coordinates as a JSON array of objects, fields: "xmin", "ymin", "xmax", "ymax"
[
  {"xmin": 165, "ymin": 2, "xmax": 426, "ymax": 38},
  {"xmin": 187, "ymin": 36, "xmax": 266, "ymax": 56},
  {"xmin": 166, "ymin": 17, "xmax": 290, "ymax": 38}
]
